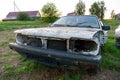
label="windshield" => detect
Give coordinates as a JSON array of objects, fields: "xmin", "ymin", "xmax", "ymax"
[{"xmin": 51, "ymin": 16, "xmax": 100, "ymax": 28}]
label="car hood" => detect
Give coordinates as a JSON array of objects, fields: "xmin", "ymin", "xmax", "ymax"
[{"xmin": 15, "ymin": 27, "xmax": 101, "ymax": 40}]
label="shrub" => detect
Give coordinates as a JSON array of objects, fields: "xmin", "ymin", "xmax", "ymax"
[
  {"xmin": 40, "ymin": 17, "xmax": 58, "ymax": 23},
  {"xmin": 17, "ymin": 12, "xmax": 30, "ymax": 21}
]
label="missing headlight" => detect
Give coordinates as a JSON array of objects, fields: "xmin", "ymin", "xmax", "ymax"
[
  {"xmin": 16, "ymin": 34, "xmax": 42, "ymax": 47},
  {"xmin": 70, "ymin": 39, "xmax": 97, "ymax": 52}
]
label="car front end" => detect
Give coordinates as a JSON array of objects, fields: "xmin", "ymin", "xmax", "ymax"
[{"xmin": 9, "ymin": 27, "xmax": 102, "ymax": 70}]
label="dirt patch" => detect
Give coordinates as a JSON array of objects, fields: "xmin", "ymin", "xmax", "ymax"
[
  {"xmin": 81, "ymin": 70, "xmax": 120, "ymax": 80},
  {"xmin": 0, "ymin": 47, "xmax": 9, "ymax": 53},
  {"xmin": 18, "ymin": 67, "xmax": 120, "ymax": 80}
]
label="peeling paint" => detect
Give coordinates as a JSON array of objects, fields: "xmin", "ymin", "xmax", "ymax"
[{"xmin": 15, "ymin": 27, "xmax": 101, "ymax": 40}]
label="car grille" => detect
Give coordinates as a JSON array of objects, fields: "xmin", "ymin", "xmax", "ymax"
[
  {"xmin": 47, "ymin": 40, "xmax": 67, "ymax": 51},
  {"xmin": 17, "ymin": 34, "xmax": 97, "ymax": 53},
  {"xmin": 27, "ymin": 38, "xmax": 42, "ymax": 47}
]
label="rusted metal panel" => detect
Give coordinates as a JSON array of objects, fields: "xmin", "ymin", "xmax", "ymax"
[{"xmin": 15, "ymin": 27, "xmax": 100, "ymax": 40}]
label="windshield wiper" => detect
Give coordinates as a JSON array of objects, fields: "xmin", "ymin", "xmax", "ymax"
[
  {"xmin": 65, "ymin": 24, "xmax": 77, "ymax": 27},
  {"xmin": 76, "ymin": 22, "xmax": 88, "ymax": 25},
  {"xmin": 52, "ymin": 24, "xmax": 65, "ymax": 27},
  {"xmin": 78, "ymin": 25, "xmax": 94, "ymax": 28},
  {"xmin": 52, "ymin": 24, "xmax": 76, "ymax": 27}
]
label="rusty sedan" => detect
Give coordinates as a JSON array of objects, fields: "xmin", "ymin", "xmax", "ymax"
[{"xmin": 9, "ymin": 15, "xmax": 110, "ymax": 71}]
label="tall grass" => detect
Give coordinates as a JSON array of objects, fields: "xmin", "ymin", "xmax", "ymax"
[
  {"xmin": 0, "ymin": 21, "xmax": 48, "ymax": 31},
  {"xmin": 101, "ymin": 20, "xmax": 120, "ymax": 70}
]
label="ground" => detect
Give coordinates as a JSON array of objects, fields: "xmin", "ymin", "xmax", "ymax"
[
  {"xmin": 0, "ymin": 21, "xmax": 120, "ymax": 80},
  {"xmin": 0, "ymin": 31, "xmax": 119, "ymax": 80}
]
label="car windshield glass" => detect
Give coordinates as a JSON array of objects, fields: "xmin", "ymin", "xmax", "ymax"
[{"xmin": 51, "ymin": 16, "xmax": 100, "ymax": 28}]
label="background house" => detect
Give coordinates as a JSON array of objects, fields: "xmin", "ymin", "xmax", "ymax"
[
  {"xmin": 3, "ymin": 10, "xmax": 40, "ymax": 21},
  {"xmin": 115, "ymin": 13, "xmax": 120, "ymax": 20},
  {"xmin": 67, "ymin": 12, "xmax": 75, "ymax": 16}
]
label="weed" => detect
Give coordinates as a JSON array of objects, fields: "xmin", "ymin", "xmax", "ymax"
[
  {"xmin": 1, "ymin": 64, "xmax": 19, "ymax": 80},
  {"xmin": 17, "ymin": 60, "xmax": 38, "ymax": 74},
  {"xmin": 8, "ymin": 36, "xmax": 15, "ymax": 42},
  {"xmin": 0, "ymin": 41, "xmax": 8, "ymax": 47}
]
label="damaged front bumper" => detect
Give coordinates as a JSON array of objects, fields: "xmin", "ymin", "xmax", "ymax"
[{"xmin": 9, "ymin": 43, "xmax": 101, "ymax": 68}]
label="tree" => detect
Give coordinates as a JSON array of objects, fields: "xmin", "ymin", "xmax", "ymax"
[
  {"xmin": 89, "ymin": 2, "xmax": 100, "ymax": 17},
  {"xmin": 17, "ymin": 12, "xmax": 29, "ymax": 21},
  {"xmin": 89, "ymin": 1, "xmax": 106, "ymax": 20},
  {"xmin": 41, "ymin": 2, "xmax": 60, "ymax": 23},
  {"xmin": 74, "ymin": 0, "xmax": 85, "ymax": 15},
  {"xmin": 110, "ymin": 10, "xmax": 115, "ymax": 19},
  {"xmin": 41, "ymin": 2, "xmax": 60, "ymax": 17}
]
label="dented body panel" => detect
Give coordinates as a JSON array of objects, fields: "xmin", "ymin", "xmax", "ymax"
[{"xmin": 15, "ymin": 27, "xmax": 101, "ymax": 40}]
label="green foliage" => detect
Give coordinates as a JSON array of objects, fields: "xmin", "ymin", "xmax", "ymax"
[
  {"xmin": 0, "ymin": 21, "xmax": 48, "ymax": 31},
  {"xmin": 89, "ymin": 1, "xmax": 106, "ymax": 20},
  {"xmin": 101, "ymin": 40, "xmax": 120, "ymax": 70},
  {"xmin": 17, "ymin": 61, "xmax": 37, "ymax": 74},
  {"xmin": 17, "ymin": 12, "xmax": 30, "ymax": 21},
  {"xmin": 41, "ymin": 2, "xmax": 60, "ymax": 17},
  {"xmin": 0, "ymin": 41, "xmax": 8, "ymax": 47},
  {"xmin": 41, "ymin": 2, "xmax": 60, "ymax": 23},
  {"xmin": 59, "ymin": 75, "xmax": 80, "ymax": 80},
  {"xmin": 2, "ymin": 64, "xmax": 19, "ymax": 80},
  {"xmin": 100, "ymin": 20, "xmax": 120, "ymax": 70},
  {"xmin": 74, "ymin": 0, "xmax": 85, "ymax": 15},
  {"xmin": 40, "ymin": 17, "xmax": 58, "ymax": 23}
]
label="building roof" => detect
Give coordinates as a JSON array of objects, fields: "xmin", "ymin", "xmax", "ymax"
[
  {"xmin": 6, "ymin": 10, "xmax": 39, "ymax": 18},
  {"xmin": 67, "ymin": 12, "xmax": 75, "ymax": 16},
  {"xmin": 3, "ymin": 10, "xmax": 40, "ymax": 21}
]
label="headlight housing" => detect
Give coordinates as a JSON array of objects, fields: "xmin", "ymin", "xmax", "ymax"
[{"xmin": 16, "ymin": 33, "xmax": 28, "ymax": 45}]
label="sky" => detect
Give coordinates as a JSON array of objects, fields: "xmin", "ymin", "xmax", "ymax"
[{"xmin": 0, "ymin": 0, "xmax": 120, "ymax": 20}]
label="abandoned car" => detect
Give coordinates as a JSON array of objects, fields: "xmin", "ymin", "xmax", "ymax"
[
  {"xmin": 9, "ymin": 15, "xmax": 110, "ymax": 70},
  {"xmin": 115, "ymin": 25, "xmax": 120, "ymax": 47}
]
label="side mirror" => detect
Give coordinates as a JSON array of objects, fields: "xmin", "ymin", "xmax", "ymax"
[{"xmin": 102, "ymin": 26, "xmax": 110, "ymax": 30}]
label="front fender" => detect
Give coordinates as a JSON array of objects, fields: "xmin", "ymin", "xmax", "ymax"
[{"xmin": 93, "ymin": 31, "xmax": 105, "ymax": 46}]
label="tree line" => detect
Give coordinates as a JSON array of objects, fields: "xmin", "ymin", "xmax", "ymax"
[{"xmin": 17, "ymin": 0, "xmax": 116, "ymax": 22}]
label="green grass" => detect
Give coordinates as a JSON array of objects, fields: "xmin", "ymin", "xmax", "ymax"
[
  {"xmin": 0, "ymin": 20, "xmax": 120, "ymax": 79},
  {"xmin": 0, "ymin": 21, "xmax": 48, "ymax": 31},
  {"xmin": 58, "ymin": 75, "xmax": 80, "ymax": 80},
  {"xmin": 103, "ymin": 19, "xmax": 120, "ymax": 27},
  {"xmin": 100, "ymin": 20, "xmax": 120, "ymax": 70},
  {"xmin": 1, "ymin": 64, "xmax": 15, "ymax": 80},
  {"xmin": 0, "ymin": 41, "xmax": 8, "ymax": 47}
]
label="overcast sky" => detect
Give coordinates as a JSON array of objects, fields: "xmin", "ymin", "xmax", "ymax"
[{"xmin": 0, "ymin": 0, "xmax": 120, "ymax": 20}]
